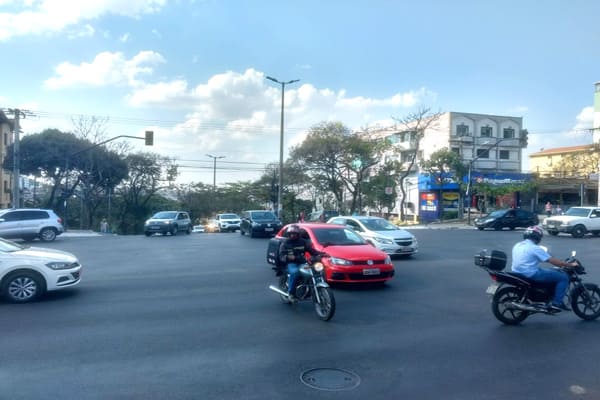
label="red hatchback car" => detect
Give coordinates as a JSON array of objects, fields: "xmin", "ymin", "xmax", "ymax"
[{"xmin": 267, "ymin": 223, "xmax": 394, "ymax": 284}]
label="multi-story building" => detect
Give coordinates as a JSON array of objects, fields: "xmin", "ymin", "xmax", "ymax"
[
  {"xmin": 360, "ymin": 111, "xmax": 530, "ymax": 220},
  {"xmin": 0, "ymin": 110, "xmax": 13, "ymax": 209}
]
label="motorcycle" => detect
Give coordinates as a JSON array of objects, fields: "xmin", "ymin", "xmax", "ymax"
[
  {"xmin": 268, "ymin": 255, "xmax": 336, "ymax": 321},
  {"xmin": 475, "ymin": 249, "xmax": 600, "ymax": 325}
]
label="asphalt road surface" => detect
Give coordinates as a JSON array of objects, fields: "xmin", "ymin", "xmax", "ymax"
[{"xmin": 1, "ymin": 228, "xmax": 600, "ymax": 400}]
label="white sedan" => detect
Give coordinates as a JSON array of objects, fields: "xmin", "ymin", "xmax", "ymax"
[{"xmin": 0, "ymin": 238, "xmax": 82, "ymax": 303}]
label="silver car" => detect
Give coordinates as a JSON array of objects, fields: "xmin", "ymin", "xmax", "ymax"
[
  {"xmin": 327, "ymin": 216, "xmax": 418, "ymax": 257},
  {"xmin": 0, "ymin": 208, "xmax": 64, "ymax": 242}
]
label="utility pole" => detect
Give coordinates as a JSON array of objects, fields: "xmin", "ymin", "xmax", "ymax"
[
  {"xmin": 6, "ymin": 108, "xmax": 28, "ymax": 208},
  {"xmin": 206, "ymin": 154, "xmax": 225, "ymax": 191},
  {"xmin": 266, "ymin": 76, "xmax": 300, "ymax": 220}
]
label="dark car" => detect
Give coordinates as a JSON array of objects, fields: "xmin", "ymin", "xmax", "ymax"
[
  {"xmin": 240, "ymin": 210, "xmax": 282, "ymax": 238},
  {"xmin": 474, "ymin": 208, "xmax": 539, "ymax": 231}
]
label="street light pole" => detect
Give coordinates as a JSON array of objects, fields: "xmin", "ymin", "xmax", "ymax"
[
  {"xmin": 266, "ymin": 75, "xmax": 300, "ymax": 220},
  {"xmin": 466, "ymin": 138, "xmax": 505, "ymax": 225},
  {"xmin": 206, "ymin": 154, "xmax": 225, "ymax": 191}
]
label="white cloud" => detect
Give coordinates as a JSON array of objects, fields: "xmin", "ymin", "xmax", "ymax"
[
  {"xmin": 44, "ymin": 50, "xmax": 166, "ymax": 89},
  {"xmin": 119, "ymin": 33, "xmax": 130, "ymax": 43},
  {"xmin": 0, "ymin": 0, "xmax": 167, "ymax": 41},
  {"xmin": 66, "ymin": 24, "xmax": 95, "ymax": 39}
]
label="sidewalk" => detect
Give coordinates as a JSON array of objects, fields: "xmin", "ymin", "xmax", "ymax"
[{"xmin": 62, "ymin": 230, "xmax": 104, "ymax": 237}]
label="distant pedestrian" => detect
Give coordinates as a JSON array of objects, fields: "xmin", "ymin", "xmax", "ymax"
[
  {"xmin": 297, "ymin": 211, "xmax": 305, "ymax": 223},
  {"xmin": 555, "ymin": 204, "xmax": 563, "ymax": 215},
  {"xmin": 100, "ymin": 218, "xmax": 109, "ymax": 233},
  {"xmin": 545, "ymin": 201, "xmax": 552, "ymax": 217}
]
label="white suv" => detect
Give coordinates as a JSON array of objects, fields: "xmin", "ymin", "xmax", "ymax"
[
  {"xmin": 0, "ymin": 208, "xmax": 64, "ymax": 242},
  {"xmin": 215, "ymin": 213, "xmax": 241, "ymax": 232}
]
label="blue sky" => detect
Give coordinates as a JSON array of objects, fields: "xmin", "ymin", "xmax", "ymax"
[{"xmin": 1, "ymin": 0, "xmax": 599, "ymax": 184}]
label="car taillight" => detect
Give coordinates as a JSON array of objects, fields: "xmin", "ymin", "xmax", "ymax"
[
  {"xmin": 490, "ymin": 274, "xmax": 498, "ymax": 281},
  {"xmin": 57, "ymin": 218, "xmax": 63, "ymax": 224}
]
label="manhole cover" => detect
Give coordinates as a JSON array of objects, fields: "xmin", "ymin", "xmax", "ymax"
[{"xmin": 300, "ymin": 368, "xmax": 361, "ymax": 391}]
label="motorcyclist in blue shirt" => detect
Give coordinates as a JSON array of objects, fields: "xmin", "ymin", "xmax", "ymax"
[{"xmin": 511, "ymin": 225, "xmax": 577, "ymax": 311}]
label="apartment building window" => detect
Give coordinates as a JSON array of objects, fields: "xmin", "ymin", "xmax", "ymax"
[
  {"xmin": 503, "ymin": 127, "xmax": 515, "ymax": 139},
  {"xmin": 400, "ymin": 152, "xmax": 414, "ymax": 163},
  {"xmin": 416, "ymin": 150, "xmax": 424, "ymax": 162},
  {"xmin": 476, "ymin": 149, "xmax": 490, "ymax": 159},
  {"xmin": 451, "ymin": 147, "xmax": 460, "ymax": 155},
  {"xmin": 387, "ymin": 133, "xmax": 401, "ymax": 145},
  {"xmin": 456, "ymin": 124, "xmax": 469, "ymax": 136},
  {"xmin": 3, "ymin": 132, "xmax": 7, "ymax": 146},
  {"xmin": 480, "ymin": 126, "xmax": 492, "ymax": 137},
  {"xmin": 401, "ymin": 131, "xmax": 416, "ymax": 142},
  {"xmin": 3, "ymin": 180, "xmax": 9, "ymax": 192},
  {"xmin": 499, "ymin": 150, "xmax": 510, "ymax": 160}
]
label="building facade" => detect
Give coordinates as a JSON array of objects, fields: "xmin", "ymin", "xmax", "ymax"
[
  {"xmin": 0, "ymin": 110, "xmax": 13, "ymax": 209},
  {"xmin": 360, "ymin": 111, "xmax": 530, "ymax": 220}
]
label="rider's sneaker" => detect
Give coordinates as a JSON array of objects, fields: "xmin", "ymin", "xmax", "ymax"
[
  {"xmin": 550, "ymin": 302, "xmax": 571, "ymax": 312},
  {"xmin": 288, "ymin": 293, "xmax": 298, "ymax": 303}
]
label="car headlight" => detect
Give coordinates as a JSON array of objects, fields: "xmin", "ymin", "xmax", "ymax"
[
  {"xmin": 46, "ymin": 261, "xmax": 77, "ymax": 270},
  {"xmin": 329, "ymin": 257, "xmax": 352, "ymax": 266},
  {"xmin": 372, "ymin": 236, "xmax": 394, "ymax": 245},
  {"xmin": 484, "ymin": 218, "xmax": 494, "ymax": 223}
]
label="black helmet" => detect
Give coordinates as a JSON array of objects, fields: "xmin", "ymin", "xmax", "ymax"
[
  {"xmin": 523, "ymin": 225, "xmax": 544, "ymax": 244},
  {"xmin": 287, "ymin": 224, "xmax": 301, "ymax": 236}
]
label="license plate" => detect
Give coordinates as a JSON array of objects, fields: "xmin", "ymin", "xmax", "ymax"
[
  {"xmin": 150, "ymin": 226, "xmax": 160, "ymax": 230},
  {"xmin": 265, "ymin": 227, "xmax": 274, "ymax": 232},
  {"xmin": 486, "ymin": 282, "xmax": 499, "ymax": 295},
  {"xmin": 363, "ymin": 268, "xmax": 381, "ymax": 275}
]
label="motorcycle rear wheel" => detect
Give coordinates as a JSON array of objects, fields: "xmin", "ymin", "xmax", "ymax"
[
  {"xmin": 313, "ymin": 287, "xmax": 335, "ymax": 321},
  {"xmin": 491, "ymin": 286, "xmax": 529, "ymax": 325},
  {"xmin": 571, "ymin": 284, "xmax": 600, "ymax": 320}
]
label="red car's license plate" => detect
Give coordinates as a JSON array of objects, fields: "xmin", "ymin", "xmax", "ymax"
[{"xmin": 363, "ymin": 268, "xmax": 380, "ymax": 275}]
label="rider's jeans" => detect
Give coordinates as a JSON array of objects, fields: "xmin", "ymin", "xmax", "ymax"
[
  {"xmin": 287, "ymin": 263, "xmax": 300, "ymax": 295},
  {"xmin": 531, "ymin": 268, "xmax": 569, "ymax": 305}
]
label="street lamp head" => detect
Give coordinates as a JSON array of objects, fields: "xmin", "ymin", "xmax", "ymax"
[
  {"xmin": 286, "ymin": 79, "xmax": 300, "ymax": 85},
  {"xmin": 266, "ymin": 76, "xmax": 279, "ymax": 83}
]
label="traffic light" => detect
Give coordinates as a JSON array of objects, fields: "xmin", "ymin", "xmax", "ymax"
[{"xmin": 145, "ymin": 130, "xmax": 154, "ymax": 146}]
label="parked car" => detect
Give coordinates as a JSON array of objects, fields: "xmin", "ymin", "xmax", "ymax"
[
  {"xmin": 266, "ymin": 223, "xmax": 394, "ymax": 284},
  {"xmin": 307, "ymin": 210, "xmax": 339, "ymax": 222},
  {"xmin": 214, "ymin": 213, "xmax": 241, "ymax": 232},
  {"xmin": 474, "ymin": 208, "xmax": 539, "ymax": 231},
  {"xmin": 542, "ymin": 206, "xmax": 600, "ymax": 238},
  {"xmin": 327, "ymin": 215, "xmax": 418, "ymax": 257},
  {"xmin": 0, "ymin": 208, "xmax": 64, "ymax": 242},
  {"xmin": 240, "ymin": 210, "xmax": 282, "ymax": 238},
  {"xmin": 192, "ymin": 224, "xmax": 205, "ymax": 233},
  {"xmin": 0, "ymin": 237, "xmax": 82, "ymax": 303},
  {"xmin": 144, "ymin": 211, "xmax": 192, "ymax": 236}
]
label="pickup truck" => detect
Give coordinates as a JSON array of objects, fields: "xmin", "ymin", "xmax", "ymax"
[{"xmin": 542, "ymin": 206, "xmax": 600, "ymax": 238}]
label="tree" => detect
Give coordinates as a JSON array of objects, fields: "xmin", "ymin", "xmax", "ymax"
[
  {"xmin": 420, "ymin": 148, "xmax": 467, "ymax": 220},
  {"xmin": 290, "ymin": 121, "xmax": 383, "ymax": 214},
  {"xmin": 114, "ymin": 152, "xmax": 178, "ymax": 234},
  {"xmin": 391, "ymin": 108, "xmax": 444, "ymax": 221},
  {"xmin": 362, "ymin": 161, "xmax": 401, "ymax": 216}
]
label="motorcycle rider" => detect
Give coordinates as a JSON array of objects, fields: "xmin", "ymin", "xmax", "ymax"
[
  {"xmin": 278, "ymin": 224, "xmax": 327, "ymax": 301},
  {"xmin": 511, "ymin": 225, "xmax": 578, "ymax": 311}
]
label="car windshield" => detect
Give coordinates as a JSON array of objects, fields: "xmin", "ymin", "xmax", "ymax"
[
  {"xmin": 564, "ymin": 207, "xmax": 591, "ymax": 217},
  {"xmin": 153, "ymin": 212, "xmax": 177, "ymax": 219},
  {"xmin": 0, "ymin": 237, "xmax": 25, "ymax": 252},
  {"xmin": 251, "ymin": 211, "xmax": 276, "ymax": 219},
  {"xmin": 360, "ymin": 218, "xmax": 399, "ymax": 231},
  {"xmin": 487, "ymin": 210, "xmax": 507, "ymax": 218},
  {"xmin": 312, "ymin": 227, "xmax": 366, "ymax": 246},
  {"xmin": 220, "ymin": 214, "xmax": 239, "ymax": 219}
]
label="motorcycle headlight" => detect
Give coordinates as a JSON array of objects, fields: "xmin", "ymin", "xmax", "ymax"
[{"xmin": 313, "ymin": 262, "xmax": 324, "ymax": 272}]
